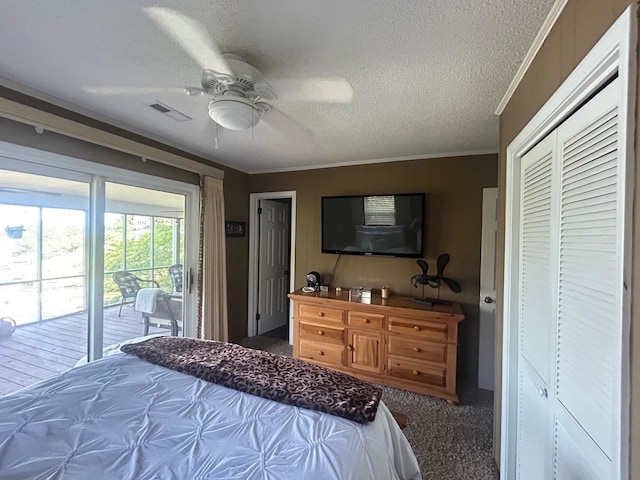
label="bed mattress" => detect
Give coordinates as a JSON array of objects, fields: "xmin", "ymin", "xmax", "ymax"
[{"xmin": 0, "ymin": 352, "xmax": 420, "ymax": 479}]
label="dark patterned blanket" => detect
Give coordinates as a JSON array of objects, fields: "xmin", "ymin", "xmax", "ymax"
[{"xmin": 121, "ymin": 337, "xmax": 382, "ymax": 424}]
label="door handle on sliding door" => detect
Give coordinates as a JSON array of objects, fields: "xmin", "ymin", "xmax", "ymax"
[{"xmin": 186, "ymin": 267, "xmax": 194, "ymax": 294}]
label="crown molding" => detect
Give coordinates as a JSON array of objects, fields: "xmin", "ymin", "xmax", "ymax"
[
  {"xmin": 248, "ymin": 149, "xmax": 499, "ymax": 175},
  {"xmin": 495, "ymin": 0, "xmax": 568, "ymax": 115}
]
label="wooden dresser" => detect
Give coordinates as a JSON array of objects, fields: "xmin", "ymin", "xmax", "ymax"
[{"xmin": 289, "ymin": 289, "xmax": 465, "ymax": 403}]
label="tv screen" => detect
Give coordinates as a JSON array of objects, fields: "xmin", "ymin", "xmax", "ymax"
[{"xmin": 322, "ymin": 193, "xmax": 424, "ymax": 257}]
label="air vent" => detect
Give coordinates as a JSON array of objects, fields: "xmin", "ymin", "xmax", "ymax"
[{"xmin": 147, "ymin": 101, "xmax": 192, "ymax": 122}]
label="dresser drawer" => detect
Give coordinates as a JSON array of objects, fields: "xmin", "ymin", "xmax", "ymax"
[
  {"xmin": 299, "ymin": 340, "xmax": 344, "ymax": 366},
  {"xmin": 388, "ymin": 336, "xmax": 447, "ymax": 363},
  {"xmin": 388, "ymin": 316, "xmax": 449, "ymax": 342},
  {"xmin": 347, "ymin": 311, "xmax": 384, "ymax": 330},
  {"xmin": 387, "ymin": 356, "xmax": 446, "ymax": 388},
  {"xmin": 299, "ymin": 321, "xmax": 344, "ymax": 345},
  {"xmin": 298, "ymin": 303, "xmax": 344, "ymax": 323}
]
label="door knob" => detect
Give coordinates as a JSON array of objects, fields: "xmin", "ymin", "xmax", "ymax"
[
  {"xmin": 484, "ymin": 297, "xmax": 494, "ymax": 304},
  {"xmin": 538, "ymin": 387, "xmax": 548, "ymax": 398}
]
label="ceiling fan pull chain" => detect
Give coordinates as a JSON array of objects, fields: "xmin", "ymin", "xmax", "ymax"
[{"xmin": 214, "ymin": 123, "xmax": 219, "ymax": 149}]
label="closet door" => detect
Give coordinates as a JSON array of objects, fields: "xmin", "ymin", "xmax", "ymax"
[
  {"xmin": 516, "ymin": 133, "xmax": 556, "ymax": 480},
  {"xmin": 515, "ymin": 78, "xmax": 624, "ymax": 479},
  {"xmin": 552, "ymin": 78, "xmax": 621, "ymax": 479}
]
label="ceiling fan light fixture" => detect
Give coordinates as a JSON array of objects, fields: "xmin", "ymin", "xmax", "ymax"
[{"xmin": 208, "ymin": 97, "xmax": 259, "ymax": 130}]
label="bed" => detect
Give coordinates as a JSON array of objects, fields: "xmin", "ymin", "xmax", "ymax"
[{"xmin": 0, "ymin": 338, "xmax": 421, "ymax": 479}]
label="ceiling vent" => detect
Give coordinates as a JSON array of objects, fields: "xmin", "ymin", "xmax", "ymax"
[{"xmin": 147, "ymin": 101, "xmax": 192, "ymax": 122}]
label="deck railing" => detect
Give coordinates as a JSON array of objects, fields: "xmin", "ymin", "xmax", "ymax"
[{"xmin": 1, "ymin": 265, "xmax": 177, "ymax": 326}]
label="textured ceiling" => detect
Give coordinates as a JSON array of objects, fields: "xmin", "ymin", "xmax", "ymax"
[{"xmin": 0, "ymin": 0, "xmax": 554, "ymax": 174}]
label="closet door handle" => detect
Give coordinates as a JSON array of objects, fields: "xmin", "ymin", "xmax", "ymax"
[{"xmin": 538, "ymin": 387, "xmax": 548, "ymax": 398}]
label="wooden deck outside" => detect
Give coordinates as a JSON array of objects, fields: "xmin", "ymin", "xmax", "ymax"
[{"xmin": 0, "ymin": 304, "xmax": 165, "ymax": 396}]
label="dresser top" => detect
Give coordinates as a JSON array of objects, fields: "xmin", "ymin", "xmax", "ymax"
[{"xmin": 289, "ymin": 288, "xmax": 464, "ymax": 319}]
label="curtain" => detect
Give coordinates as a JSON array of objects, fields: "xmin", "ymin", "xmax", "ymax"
[{"xmin": 196, "ymin": 175, "xmax": 228, "ymax": 341}]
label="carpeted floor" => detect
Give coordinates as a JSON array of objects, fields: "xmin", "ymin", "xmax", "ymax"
[{"xmin": 239, "ymin": 336, "xmax": 499, "ymax": 480}]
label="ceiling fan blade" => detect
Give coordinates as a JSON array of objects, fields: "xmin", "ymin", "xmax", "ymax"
[
  {"xmin": 269, "ymin": 78, "xmax": 353, "ymax": 104},
  {"xmin": 83, "ymin": 86, "xmax": 189, "ymax": 95},
  {"xmin": 144, "ymin": 7, "xmax": 232, "ymax": 76},
  {"xmin": 262, "ymin": 107, "xmax": 314, "ymax": 144}
]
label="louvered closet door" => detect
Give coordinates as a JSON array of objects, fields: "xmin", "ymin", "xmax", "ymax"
[
  {"xmin": 516, "ymin": 133, "xmax": 556, "ymax": 480},
  {"xmin": 552, "ymin": 78, "xmax": 621, "ymax": 479},
  {"xmin": 515, "ymin": 78, "xmax": 624, "ymax": 480}
]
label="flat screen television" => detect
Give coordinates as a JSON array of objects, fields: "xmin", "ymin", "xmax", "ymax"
[{"xmin": 321, "ymin": 193, "xmax": 424, "ymax": 257}]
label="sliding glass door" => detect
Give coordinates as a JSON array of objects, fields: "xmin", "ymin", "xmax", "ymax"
[{"xmin": 0, "ymin": 151, "xmax": 199, "ymax": 397}]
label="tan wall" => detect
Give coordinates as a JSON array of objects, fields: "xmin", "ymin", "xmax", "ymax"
[
  {"xmin": 497, "ymin": 0, "xmax": 637, "ymax": 474},
  {"xmin": 222, "ymin": 168, "xmax": 250, "ymax": 343},
  {"xmin": 0, "ymin": 116, "xmax": 199, "ymax": 184},
  {"xmin": 250, "ymin": 154, "xmax": 498, "ymax": 382}
]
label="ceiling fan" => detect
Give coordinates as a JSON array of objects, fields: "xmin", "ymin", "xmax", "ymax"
[
  {"xmin": 142, "ymin": 7, "xmax": 353, "ymax": 137},
  {"xmin": 186, "ymin": 52, "xmax": 276, "ymax": 131}
]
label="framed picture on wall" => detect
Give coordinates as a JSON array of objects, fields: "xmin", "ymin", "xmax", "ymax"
[{"xmin": 225, "ymin": 221, "xmax": 246, "ymax": 237}]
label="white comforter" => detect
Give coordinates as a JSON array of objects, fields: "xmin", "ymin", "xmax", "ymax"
[{"xmin": 0, "ymin": 352, "xmax": 420, "ymax": 479}]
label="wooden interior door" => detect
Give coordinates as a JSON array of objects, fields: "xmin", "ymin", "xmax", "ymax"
[
  {"xmin": 257, "ymin": 199, "xmax": 290, "ymax": 335},
  {"xmin": 478, "ymin": 187, "xmax": 498, "ymax": 391}
]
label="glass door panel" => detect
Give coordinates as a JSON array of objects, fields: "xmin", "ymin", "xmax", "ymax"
[
  {"xmin": 0, "ymin": 205, "xmax": 38, "ymax": 324},
  {"xmin": 0, "ymin": 167, "xmax": 89, "ymax": 396},
  {"xmin": 153, "ymin": 217, "xmax": 175, "ymax": 291},
  {"xmin": 105, "ymin": 182, "xmax": 185, "ymax": 343},
  {"xmin": 41, "ymin": 208, "xmax": 86, "ymax": 319},
  {"xmin": 104, "ymin": 212, "xmax": 125, "ymax": 307}
]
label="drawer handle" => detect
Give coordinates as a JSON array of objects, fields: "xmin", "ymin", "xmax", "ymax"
[
  {"xmin": 318, "ymin": 312, "xmax": 325, "ymax": 317},
  {"xmin": 413, "ymin": 326, "xmax": 421, "ymax": 331},
  {"xmin": 362, "ymin": 318, "xmax": 370, "ymax": 324},
  {"xmin": 412, "ymin": 370, "xmax": 420, "ymax": 376},
  {"xmin": 413, "ymin": 347, "xmax": 421, "ymax": 353},
  {"xmin": 347, "ymin": 345, "xmax": 354, "ymax": 351},
  {"xmin": 318, "ymin": 350, "xmax": 324, "ymax": 356},
  {"xmin": 317, "ymin": 330, "xmax": 324, "ymax": 335}
]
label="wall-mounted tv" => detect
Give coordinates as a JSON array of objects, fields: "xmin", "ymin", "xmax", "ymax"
[{"xmin": 322, "ymin": 193, "xmax": 424, "ymax": 257}]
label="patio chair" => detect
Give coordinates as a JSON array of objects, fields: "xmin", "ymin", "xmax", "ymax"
[
  {"xmin": 112, "ymin": 271, "xmax": 159, "ymax": 317},
  {"xmin": 168, "ymin": 264, "xmax": 183, "ymax": 293},
  {"xmin": 137, "ymin": 289, "xmax": 182, "ymax": 336}
]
